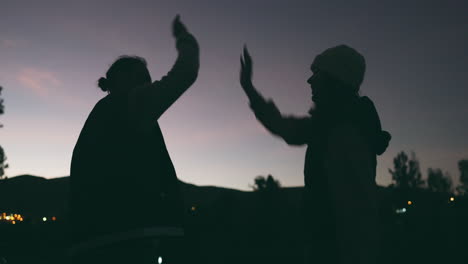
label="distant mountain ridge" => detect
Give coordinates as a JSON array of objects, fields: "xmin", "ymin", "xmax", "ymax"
[
  {"xmin": 0, "ymin": 175, "xmax": 295, "ymax": 219},
  {"xmin": 0, "ymin": 174, "xmax": 395, "ymax": 228}
]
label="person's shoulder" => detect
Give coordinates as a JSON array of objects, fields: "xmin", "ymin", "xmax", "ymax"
[
  {"xmin": 95, "ymin": 94, "xmax": 112, "ymax": 107},
  {"xmin": 85, "ymin": 95, "xmax": 113, "ymax": 120},
  {"xmin": 96, "ymin": 93, "xmax": 131, "ymax": 109}
]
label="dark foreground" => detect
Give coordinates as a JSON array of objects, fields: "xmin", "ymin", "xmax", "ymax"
[{"xmin": 1, "ymin": 176, "xmax": 467, "ymax": 264}]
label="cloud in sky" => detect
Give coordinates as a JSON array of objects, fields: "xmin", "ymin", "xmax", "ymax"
[
  {"xmin": 16, "ymin": 68, "xmax": 62, "ymax": 96},
  {"xmin": 2, "ymin": 39, "xmax": 17, "ymax": 48}
]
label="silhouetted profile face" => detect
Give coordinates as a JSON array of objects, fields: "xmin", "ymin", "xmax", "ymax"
[
  {"xmin": 307, "ymin": 67, "xmax": 327, "ymax": 104},
  {"xmin": 307, "ymin": 45, "xmax": 365, "ymax": 110},
  {"xmin": 307, "ymin": 67, "xmax": 346, "ymax": 106},
  {"xmin": 98, "ymin": 56, "xmax": 152, "ymax": 94}
]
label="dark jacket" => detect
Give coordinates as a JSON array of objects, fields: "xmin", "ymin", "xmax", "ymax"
[
  {"xmin": 70, "ymin": 32, "xmax": 199, "ymax": 245},
  {"xmin": 250, "ymin": 96, "xmax": 390, "ymax": 263}
]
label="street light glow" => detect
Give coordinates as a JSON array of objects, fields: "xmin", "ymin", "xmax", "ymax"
[{"xmin": 396, "ymin": 208, "xmax": 407, "ymax": 214}]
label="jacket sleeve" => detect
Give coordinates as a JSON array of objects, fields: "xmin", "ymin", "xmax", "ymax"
[
  {"xmin": 129, "ymin": 31, "xmax": 200, "ymax": 124},
  {"xmin": 249, "ymin": 97, "xmax": 312, "ymax": 146}
]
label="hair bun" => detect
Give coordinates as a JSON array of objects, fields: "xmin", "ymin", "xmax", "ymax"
[{"xmin": 98, "ymin": 77, "xmax": 110, "ymax": 92}]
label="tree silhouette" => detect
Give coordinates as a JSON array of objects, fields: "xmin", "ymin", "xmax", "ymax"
[
  {"xmin": 0, "ymin": 146, "xmax": 7, "ymax": 180},
  {"xmin": 0, "ymin": 86, "xmax": 6, "ymax": 180},
  {"xmin": 456, "ymin": 160, "xmax": 468, "ymax": 195},
  {"xmin": 251, "ymin": 174, "xmax": 281, "ymax": 192},
  {"xmin": 389, "ymin": 151, "xmax": 424, "ymax": 190},
  {"xmin": 0, "ymin": 86, "xmax": 4, "ymax": 128},
  {"xmin": 427, "ymin": 168, "xmax": 452, "ymax": 193},
  {"xmin": 0, "ymin": 86, "xmax": 5, "ymax": 115}
]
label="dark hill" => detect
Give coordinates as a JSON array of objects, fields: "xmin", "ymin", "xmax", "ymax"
[
  {"xmin": 1, "ymin": 175, "xmax": 300, "ymax": 219},
  {"xmin": 0, "ymin": 175, "xmax": 394, "ymax": 220},
  {"xmin": 1, "ymin": 175, "xmax": 466, "ymax": 264}
]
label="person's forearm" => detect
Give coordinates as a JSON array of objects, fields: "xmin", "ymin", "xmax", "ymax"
[
  {"xmin": 248, "ymin": 95, "xmax": 311, "ymax": 145},
  {"xmin": 161, "ymin": 32, "xmax": 200, "ymax": 91},
  {"xmin": 142, "ymin": 32, "xmax": 199, "ymax": 120},
  {"xmin": 244, "ymin": 85, "xmax": 281, "ymax": 132},
  {"xmin": 243, "ymin": 82, "xmax": 266, "ymax": 107}
]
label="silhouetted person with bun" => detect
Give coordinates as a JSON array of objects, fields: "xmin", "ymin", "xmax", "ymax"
[
  {"xmin": 70, "ymin": 16, "xmax": 199, "ymax": 264},
  {"xmin": 240, "ymin": 46, "xmax": 391, "ymax": 264}
]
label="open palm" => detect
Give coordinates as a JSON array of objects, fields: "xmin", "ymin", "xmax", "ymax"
[{"xmin": 240, "ymin": 46, "xmax": 254, "ymax": 90}]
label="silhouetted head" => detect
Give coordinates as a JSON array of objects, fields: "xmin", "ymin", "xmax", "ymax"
[
  {"xmin": 307, "ymin": 45, "xmax": 365, "ymax": 108},
  {"xmin": 98, "ymin": 56, "xmax": 152, "ymax": 94}
]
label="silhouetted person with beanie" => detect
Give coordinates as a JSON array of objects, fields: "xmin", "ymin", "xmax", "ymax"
[
  {"xmin": 70, "ymin": 16, "xmax": 199, "ymax": 264},
  {"xmin": 240, "ymin": 46, "xmax": 390, "ymax": 264}
]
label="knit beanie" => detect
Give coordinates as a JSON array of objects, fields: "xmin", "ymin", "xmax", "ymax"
[{"xmin": 311, "ymin": 45, "xmax": 366, "ymax": 92}]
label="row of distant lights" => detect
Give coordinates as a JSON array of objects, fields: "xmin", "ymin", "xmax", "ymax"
[
  {"xmin": 1, "ymin": 196, "xmax": 459, "ymax": 223},
  {"xmin": 0, "ymin": 212, "xmax": 24, "ymax": 224},
  {"xmin": 0, "ymin": 213, "xmax": 58, "ymax": 224},
  {"xmin": 396, "ymin": 197, "xmax": 456, "ymax": 214}
]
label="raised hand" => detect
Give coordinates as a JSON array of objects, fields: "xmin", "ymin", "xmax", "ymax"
[
  {"xmin": 171, "ymin": 15, "xmax": 199, "ymax": 53},
  {"xmin": 172, "ymin": 15, "xmax": 188, "ymax": 38},
  {"xmin": 240, "ymin": 45, "xmax": 254, "ymax": 90},
  {"xmin": 239, "ymin": 46, "xmax": 285, "ymax": 139}
]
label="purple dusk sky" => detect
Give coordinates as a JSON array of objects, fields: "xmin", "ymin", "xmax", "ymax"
[{"xmin": 1, "ymin": 0, "xmax": 467, "ymax": 190}]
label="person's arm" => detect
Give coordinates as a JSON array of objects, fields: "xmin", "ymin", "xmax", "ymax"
[
  {"xmin": 240, "ymin": 47, "xmax": 310, "ymax": 145},
  {"xmin": 131, "ymin": 16, "xmax": 200, "ymax": 122},
  {"xmin": 250, "ymin": 99, "xmax": 312, "ymax": 145}
]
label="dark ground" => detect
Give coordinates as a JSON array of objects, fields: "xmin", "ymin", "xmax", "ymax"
[{"xmin": 1, "ymin": 176, "xmax": 467, "ymax": 264}]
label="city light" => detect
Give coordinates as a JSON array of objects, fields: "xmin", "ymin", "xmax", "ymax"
[
  {"xmin": 449, "ymin": 197, "xmax": 455, "ymax": 202},
  {"xmin": 407, "ymin": 201, "xmax": 412, "ymax": 205},
  {"xmin": 396, "ymin": 208, "xmax": 407, "ymax": 214},
  {"xmin": 0, "ymin": 212, "xmax": 25, "ymax": 224},
  {"xmin": 158, "ymin": 256, "xmax": 163, "ymax": 264},
  {"xmin": 0, "ymin": 212, "xmax": 64, "ymax": 224}
]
